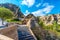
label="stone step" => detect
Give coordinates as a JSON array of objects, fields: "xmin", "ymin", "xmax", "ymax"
[
  {"xmin": 18, "ymin": 31, "xmax": 35, "ymax": 40},
  {"xmin": 18, "ymin": 36, "xmax": 35, "ymax": 40},
  {"xmin": 17, "ymin": 25, "xmax": 36, "ymax": 40}
]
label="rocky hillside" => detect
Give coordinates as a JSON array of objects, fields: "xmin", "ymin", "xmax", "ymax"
[
  {"xmin": 25, "ymin": 14, "xmax": 36, "ymax": 18},
  {"xmin": 22, "ymin": 14, "xmax": 36, "ymax": 24},
  {"xmin": 39, "ymin": 14, "xmax": 60, "ymax": 25},
  {"xmin": 26, "ymin": 16, "xmax": 59, "ymax": 40},
  {"xmin": 0, "ymin": 3, "xmax": 25, "ymax": 18}
]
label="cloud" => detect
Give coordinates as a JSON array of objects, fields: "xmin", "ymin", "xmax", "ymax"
[
  {"xmin": 21, "ymin": 0, "xmax": 35, "ymax": 7},
  {"xmin": 32, "ymin": 3, "xmax": 54, "ymax": 16},
  {"xmin": 36, "ymin": 3, "xmax": 41, "ymax": 7},
  {"xmin": 43, "ymin": 5, "xmax": 54, "ymax": 13},
  {"xmin": 36, "ymin": 0, "xmax": 44, "ymax": 7},
  {"xmin": 24, "ymin": 10, "xmax": 30, "ymax": 16},
  {"xmin": 32, "ymin": 9, "xmax": 45, "ymax": 16},
  {"xmin": 0, "ymin": 0, "xmax": 8, "ymax": 3},
  {"xmin": 42, "ymin": 3, "xmax": 49, "ymax": 7}
]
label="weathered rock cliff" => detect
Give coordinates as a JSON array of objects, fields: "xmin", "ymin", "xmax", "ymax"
[{"xmin": 0, "ymin": 3, "xmax": 25, "ymax": 18}]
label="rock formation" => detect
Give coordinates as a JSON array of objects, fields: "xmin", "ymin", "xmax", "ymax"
[
  {"xmin": 0, "ymin": 3, "xmax": 25, "ymax": 18},
  {"xmin": 39, "ymin": 14, "xmax": 60, "ymax": 26},
  {"xmin": 22, "ymin": 14, "xmax": 36, "ymax": 24}
]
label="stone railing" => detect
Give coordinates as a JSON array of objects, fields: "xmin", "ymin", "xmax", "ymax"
[
  {"xmin": 26, "ymin": 18, "xmax": 37, "ymax": 40},
  {"xmin": 0, "ymin": 25, "xmax": 18, "ymax": 40}
]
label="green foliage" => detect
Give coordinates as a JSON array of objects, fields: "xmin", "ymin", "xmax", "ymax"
[
  {"xmin": 6, "ymin": 19, "xmax": 20, "ymax": 22},
  {"xmin": 39, "ymin": 20, "xmax": 45, "ymax": 27},
  {"xmin": 53, "ymin": 21, "xmax": 57, "ymax": 30},
  {"xmin": 37, "ymin": 17, "xmax": 60, "ymax": 39},
  {"xmin": 0, "ymin": 7, "xmax": 14, "ymax": 19},
  {"xmin": 57, "ymin": 24, "xmax": 60, "ymax": 31},
  {"xmin": 38, "ymin": 19, "xmax": 60, "ymax": 32},
  {"xmin": 6, "ymin": 19, "xmax": 22, "ymax": 24},
  {"xmin": 11, "ymin": 19, "xmax": 20, "ymax": 21}
]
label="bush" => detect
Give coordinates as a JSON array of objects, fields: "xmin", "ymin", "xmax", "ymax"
[
  {"xmin": 11, "ymin": 19, "xmax": 20, "ymax": 21},
  {"xmin": 39, "ymin": 21, "xmax": 45, "ymax": 27}
]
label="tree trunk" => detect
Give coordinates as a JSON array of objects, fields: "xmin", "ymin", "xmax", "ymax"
[
  {"xmin": 56, "ymin": 21, "xmax": 57, "ymax": 30},
  {"xmin": 1, "ymin": 18, "xmax": 4, "ymax": 25},
  {"xmin": 15, "ymin": 7, "xmax": 19, "ymax": 18}
]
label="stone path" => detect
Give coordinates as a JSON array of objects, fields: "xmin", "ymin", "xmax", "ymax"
[{"xmin": 17, "ymin": 25, "xmax": 36, "ymax": 40}]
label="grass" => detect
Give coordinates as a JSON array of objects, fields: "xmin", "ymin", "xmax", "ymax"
[{"xmin": 6, "ymin": 19, "xmax": 22, "ymax": 24}]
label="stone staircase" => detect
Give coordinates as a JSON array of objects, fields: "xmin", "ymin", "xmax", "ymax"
[
  {"xmin": 17, "ymin": 25, "xmax": 36, "ymax": 40},
  {"xmin": 18, "ymin": 30, "xmax": 35, "ymax": 40}
]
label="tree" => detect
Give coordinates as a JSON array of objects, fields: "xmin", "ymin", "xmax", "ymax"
[
  {"xmin": 0, "ymin": 7, "xmax": 14, "ymax": 25},
  {"xmin": 53, "ymin": 14, "xmax": 58, "ymax": 30}
]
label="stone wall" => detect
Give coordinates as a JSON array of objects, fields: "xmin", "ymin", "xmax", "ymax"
[
  {"xmin": 0, "ymin": 34, "xmax": 14, "ymax": 40},
  {"xmin": 26, "ymin": 18, "xmax": 37, "ymax": 40},
  {"xmin": 0, "ymin": 25, "xmax": 18, "ymax": 40}
]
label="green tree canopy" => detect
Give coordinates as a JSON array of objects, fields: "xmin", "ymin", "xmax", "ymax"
[
  {"xmin": 0, "ymin": 7, "xmax": 14, "ymax": 19},
  {"xmin": 0, "ymin": 7, "xmax": 14, "ymax": 25}
]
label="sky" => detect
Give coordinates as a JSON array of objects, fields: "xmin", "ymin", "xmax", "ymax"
[{"xmin": 0, "ymin": 0, "xmax": 60, "ymax": 16}]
